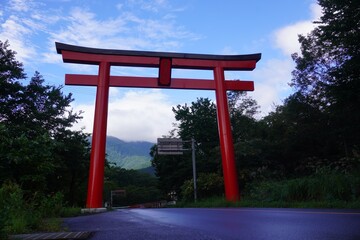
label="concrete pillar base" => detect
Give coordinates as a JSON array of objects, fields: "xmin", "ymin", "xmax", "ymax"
[{"xmin": 81, "ymin": 208, "xmax": 107, "ymax": 214}]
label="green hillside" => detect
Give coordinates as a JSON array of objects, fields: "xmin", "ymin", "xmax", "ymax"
[{"xmin": 105, "ymin": 136, "xmax": 154, "ymax": 170}]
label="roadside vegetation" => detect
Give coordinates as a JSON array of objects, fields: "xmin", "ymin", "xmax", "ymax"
[
  {"xmin": 151, "ymin": 0, "xmax": 360, "ymax": 208},
  {"xmin": 176, "ymin": 170, "xmax": 360, "ymax": 209},
  {"xmin": 103, "ymin": 165, "xmax": 162, "ymax": 207},
  {"xmin": 1, "ymin": 0, "xmax": 359, "ymax": 238},
  {"xmin": 0, "ymin": 182, "xmax": 81, "ymax": 236},
  {"xmin": 0, "ymin": 40, "xmax": 162, "ymax": 238}
]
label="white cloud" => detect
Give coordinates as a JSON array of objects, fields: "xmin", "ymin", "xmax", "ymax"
[
  {"xmin": 273, "ymin": 3, "xmax": 322, "ymax": 56},
  {"xmin": 46, "ymin": 6, "xmax": 199, "ymax": 61},
  {"xmin": 249, "ymin": 58, "xmax": 295, "ymax": 116},
  {"xmin": 109, "ymin": 87, "xmax": 118, "ymax": 97},
  {"xmin": 2, "ymin": 0, "xmax": 199, "ymax": 68},
  {"xmin": 0, "ymin": 16, "xmax": 37, "ymax": 62},
  {"xmin": 72, "ymin": 90, "xmax": 175, "ymax": 142},
  {"xmin": 220, "ymin": 46, "xmax": 237, "ymax": 55},
  {"xmin": 51, "ymin": 8, "xmax": 128, "ymax": 47},
  {"xmin": 247, "ymin": 2, "xmax": 322, "ymax": 117},
  {"xmin": 126, "ymin": 0, "xmax": 169, "ymax": 13},
  {"xmin": 0, "ymin": 1, "xmax": 50, "ymax": 64},
  {"xmin": 9, "ymin": 0, "xmax": 34, "ymax": 12},
  {"xmin": 310, "ymin": 3, "xmax": 322, "ymax": 20}
]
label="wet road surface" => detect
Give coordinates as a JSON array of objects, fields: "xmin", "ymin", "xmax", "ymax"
[{"xmin": 64, "ymin": 208, "xmax": 360, "ymax": 240}]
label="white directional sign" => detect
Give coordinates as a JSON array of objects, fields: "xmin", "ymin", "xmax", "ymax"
[{"xmin": 157, "ymin": 138, "xmax": 184, "ymax": 155}]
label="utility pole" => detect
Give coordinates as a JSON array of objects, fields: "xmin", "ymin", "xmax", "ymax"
[{"xmin": 192, "ymin": 138, "xmax": 197, "ymax": 202}]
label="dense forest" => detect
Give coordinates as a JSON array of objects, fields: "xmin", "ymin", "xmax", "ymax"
[
  {"xmin": 151, "ymin": 0, "xmax": 360, "ymax": 202},
  {"xmin": 0, "ymin": 40, "xmax": 160, "ymax": 236},
  {"xmin": 0, "ymin": 0, "xmax": 359, "ymax": 236}
]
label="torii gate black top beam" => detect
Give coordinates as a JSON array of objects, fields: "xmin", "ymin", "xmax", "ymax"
[
  {"xmin": 56, "ymin": 42, "xmax": 261, "ymax": 209},
  {"xmin": 56, "ymin": 42, "xmax": 260, "ymax": 65}
]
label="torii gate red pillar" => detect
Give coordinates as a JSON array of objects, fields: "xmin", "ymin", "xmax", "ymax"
[
  {"xmin": 56, "ymin": 42, "xmax": 261, "ymax": 208},
  {"xmin": 214, "ymin": 66, "xmax": 239, "ymax": 201},
  {"xmin": 87, "ymin": 62, "xmax": 110, "ymax": 208}
]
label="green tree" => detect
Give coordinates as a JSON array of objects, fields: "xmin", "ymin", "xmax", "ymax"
[
  {"xmin": 173, "ymin": 97, "xmax": 219, "ymax": 159},
  {"xmin": 103, "ymin": 165, "xmax": 162, "ymax": 206},
  {"xmin": 0, "ymin": 40, "xmax": 90, "ymax": 205},
  {"xmin": 181, "ymin": 173, "xmax": 224, "ymax": 201},
  {"xmin": 152, "ymin": 95, "xmax": 263, "ymax": 198},
  {"xmin": 50, "ymin": 130, "xmax": 90, "ymax": 205},
  {"xmin": 150, "ymin": 144, "xmax": 193, "ymax": 199},
  {"xmin": 291, "ymin": 0, "xmax": 360, "ymax": 158},
  {"xmin": 227, "ymin": 92, "xmax": 272, "ymax": 188},
  {"xmin": 0, "ymin": 40, "xmax": 26, "ymax": 121},
  {"xmin": 260, "ymin": 93, "xmax": 331, "ymax": 176}
]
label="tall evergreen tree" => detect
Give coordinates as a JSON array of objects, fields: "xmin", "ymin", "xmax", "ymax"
[
  {"xmin": 0, "ymin": 40, "xmax": 26, "ymax": 123},
  {"xmin": 0, "ymin": 40, "xmax": 90, "ymax": 204},
  {"xmin": 291, "ymin": 0, "xmax": 360, "ymax": 158}
]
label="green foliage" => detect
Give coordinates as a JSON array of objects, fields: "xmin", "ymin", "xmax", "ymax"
[
  {"xmin": 152, "ymin": 1, "xmax": 360, "ymax": 202},
  {"xmin": 176, "ymin": 196, "xmax": 360, "ymax": 209},
  {"xmin": 36, "ymin": 218, "xmax": 63, "ymax": 233},
  {"xmin": 0, "ymin": 182, "xmax": 71, "ymax": 236},
  {"xmin": 247, "ymin": 171, "xmax": 360, "ymax": 202},
  {"xmin": 59, "ymin": 207, "xmax": 82, "ymax": 218},
  {"xmin": 37, "ymin": 192, "xmax": 65, "ymax": 218},
  {"xmin": 104, "ymin": 165, "xmax": 163, "ymax": 206},
  {"xmin": 0, "ymin": 40, "xmax": 90, "ymax": 206},
  {"xmin": 152, "ymin": 95, "xmax": 263, "ymax": 198},
  {"xmin": 113, "ymin": 185, "xmax": 163, "ymax": 206},
  {"xmin": 50, "ymin": 130, "xmax": 90, "ymax": 206},
  {"xmin": 151, "ymin": 144, "xmax": 194, "ymax": 198},
  {"xmin": 260, "ymin": 93, "xmax": 332, "ymax": 175},
  {"xmin": 173, "ymin": 97, "xmax": 219, "ymax": 158},
  {"xmin": 0, "ymin": 182, "xmax": 39, "ymax": 235},
  {"xmin": 291, "ymin": 0, "xmax": 360, "ymax": 159},
  {"xmin": 181, "ymin": 173, "xmax": 224, "ymax": 201},
  {"xmin": 175, "ymin": 196, "xmax": 234, "ymax": 208}
]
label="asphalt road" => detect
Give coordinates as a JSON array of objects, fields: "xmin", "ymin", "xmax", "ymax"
[{"xmin": 64, "ymin": 208, "xmax": 360, "ymax": 240}]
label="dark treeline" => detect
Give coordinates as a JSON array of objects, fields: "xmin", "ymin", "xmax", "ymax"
[
  {"xmin": 0, "ymin": 39, "xmax": 163, "ymax": 236},
  {"xmin": 151, "ymin": 0, "xmax": 360, "ymax": 202},
  {"xmin": 0, "ymin": 40, "xmax": 91, "ymax": 206},
  {"xmin": 0, "ymin": 39, "xmax": 161, "ymax": 209},
  {"xmin": 0, "ymin": 39, "xmax": 92, "ymax": 236}
]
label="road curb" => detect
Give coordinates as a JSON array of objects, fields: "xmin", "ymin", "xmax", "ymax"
[{"xmin": 9, "ymin": 231, "xmax": 93, "ymax": 240}]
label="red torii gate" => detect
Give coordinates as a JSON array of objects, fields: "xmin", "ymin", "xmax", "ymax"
[{"xmin": 56, "ymin": 42, "xmax": 261, "ymax": 209}]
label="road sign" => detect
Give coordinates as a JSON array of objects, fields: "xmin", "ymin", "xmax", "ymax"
[{"xmin": 157, "ymin": 138, "xmax": 184, "ymax": 155}]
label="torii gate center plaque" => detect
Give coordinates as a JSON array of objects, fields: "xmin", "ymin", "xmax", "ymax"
[{"xmin": 56, "ymin": 42, "xmax": 261, "ymax": 209}]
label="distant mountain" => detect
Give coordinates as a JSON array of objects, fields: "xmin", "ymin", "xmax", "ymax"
[
  {"xmin": 138, "ymin": 166, "xmax": 156, "ymax": 176},
  {"xmin": 105, "ymin": 136, "xmax": 154, "ymax": 170}
]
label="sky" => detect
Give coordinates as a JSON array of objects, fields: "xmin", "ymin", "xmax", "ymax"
[{"xmin": 0, "ymin": 0, "xmax": 322, "ymax": 143}]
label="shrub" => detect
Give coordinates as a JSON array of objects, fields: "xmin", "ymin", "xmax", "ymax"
[
  {"xmin": 0, "ymin": 182, "xmax": 68, "ymax": 236},
  {"xmin": 60, "ymin": 207, "xmax": 81, "ymax": 218},
  {"xmin": 37, "ymin": 192, "xmax": 64, "ymax": 217},
  {"xmin": 181, "ymin": 173, "xmax": 224, "ymax": 201},
  {"xmin": 0, "ymin": 182, "xmax": 41, "ymax": 235},
  {"xmin": 246, "ymin": 171, "xmax": 360, "ymax": 202}
]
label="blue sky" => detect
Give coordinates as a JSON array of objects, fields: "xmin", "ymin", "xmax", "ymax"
[{"xmin": 0, "ymin": 0, "xmax": 321, "ymax": 142}]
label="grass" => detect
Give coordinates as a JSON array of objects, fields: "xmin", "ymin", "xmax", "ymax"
[
  {"xmin": 175, "ymin": 172, "xmax": 360, "ymax": 209},
  {"xmin": 175, "ymin": 196, "xmax": 360, "ymax": 209},
  {"xmin": 60, "ymin": 207, "xmax": 82, "ymax": 218},
  {"xmin": 0, "ymin": 182, "xmax": 84, "ymax": 238},
  {"xmin": 36, "ymin": 218, "xmax": 65, "ymax": 232}
]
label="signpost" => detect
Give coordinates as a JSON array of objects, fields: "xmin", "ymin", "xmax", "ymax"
[
  {"xmin": 157, "ymin": 138, "xmax": 197, "ymax": 202},
  {"xmin": 157, "ymin": 138, "xmax": 184, "ymax": 155}
]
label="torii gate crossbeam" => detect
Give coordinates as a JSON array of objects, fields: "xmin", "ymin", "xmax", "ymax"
[{"xmin": 56, "ymin": 42, "xmax": 261, "ymax": 209}]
